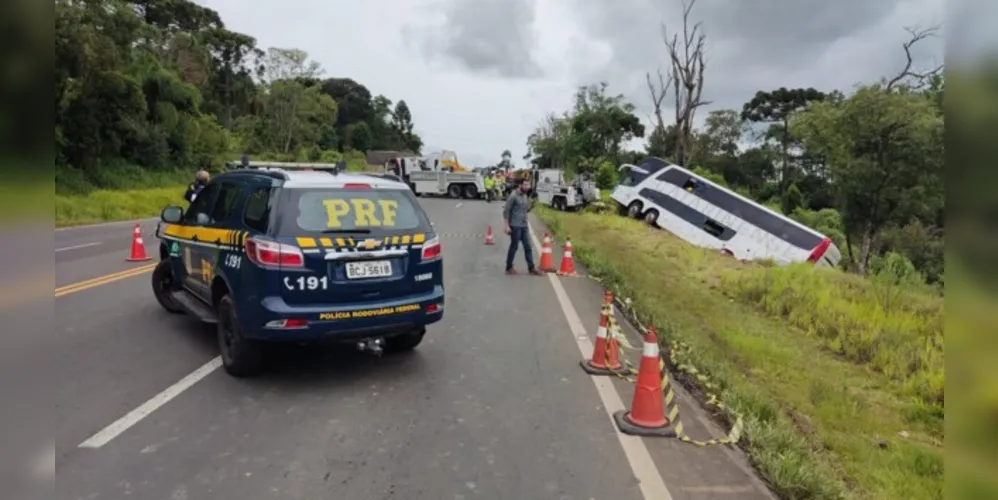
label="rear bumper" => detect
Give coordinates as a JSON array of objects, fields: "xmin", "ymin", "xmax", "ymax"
[{"xmin": 244, "ymin": 285, "xmax": 445, "ymax": 341}]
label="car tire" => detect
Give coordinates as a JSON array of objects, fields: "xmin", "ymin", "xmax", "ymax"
[
  {"xmin": 643, "ymin": 209, "xmax": 659, "ymax": 226},
  {"xmin": 447, "ymin": 184, "xmax": 462, "ymax": 198},
  {"xmin": 217, "ymin": 294, "xmax": 265, "ymax": 378},
  {"xmin": 385, "ymin": 329, "xmax": 425, "ymax": 353},
  {"xmin": 627, "ymin": 202, "xmax": 643, "ymax": 218},
  {"xmin": 151, "ymin": 260, "xmax": 184, "ymax": 314},
  {"xmin": 463, "ymin": 184, "xmax": 478, "ymax": 199}
]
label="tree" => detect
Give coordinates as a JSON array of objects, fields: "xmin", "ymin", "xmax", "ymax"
[
  {"xmin": 791, "ymin": 85, "xmax": 943, "ymax": 274},
  {"xmin": 499, "ymin": 149, "xmax": 512, "ymax": 170},
  {"xmin": 657, "ymin": 0, "xmax": 709, "ymax": 166},
  {"xmin": 568, "ymin": 82, "xmax": 645, "ymax": 171},
  {"xmin": 646, "ymin": 124, "xmax": 676, "ymax": 160},
  {"xmin": 258, "ymin": 48, "xmax": 324, "ymax": 153},
  {"xmin": 54, "ymin": 0, "xmax": 427, "ymax": 193},
  {"xmin": 702, "ymin": 109, "xmax": 743, "ymax": 157},
  {"xmin": 740, "ymin": 87, "xmax": 828, "ymax": 187},
  {"xmin": 344, "ymin": 122, "xmax": 372, "ymax": 152}
]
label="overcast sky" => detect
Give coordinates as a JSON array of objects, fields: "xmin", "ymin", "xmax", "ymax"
[{"xmin": 198, "ymin": 0, "xmax": 946, "ymax": 168}]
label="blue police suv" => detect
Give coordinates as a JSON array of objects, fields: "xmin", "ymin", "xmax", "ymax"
[{"xmin": 151, "ymin": 162, "xmax": 444, "ymax": 377}]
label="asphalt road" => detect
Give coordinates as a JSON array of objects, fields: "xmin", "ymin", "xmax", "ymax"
[{"xmin": 55, "ymin": 198, "xmax": 774, "ymax": 500}]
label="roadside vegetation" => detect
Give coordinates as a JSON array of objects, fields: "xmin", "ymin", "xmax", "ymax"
[
  {"xmin": 540, "ymin": 208, "xmax": 943, "ymax": 499},
  {"xmin": 56, "ymin": 0, "xmax": 426, "ymax": 203},
  {"xmin": 524, "ymin": 1, "xmax": 944, "ymax": 497}
]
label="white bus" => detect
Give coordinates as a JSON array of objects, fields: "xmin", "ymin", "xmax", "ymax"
[{"xmin": 610, "ymin": 157, "xmax": 841, "ymax": 267}]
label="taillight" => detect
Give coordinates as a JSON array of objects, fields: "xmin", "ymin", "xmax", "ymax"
[
  {"xmin": 264, "ymin": 318, "xmax": 309, "ymax": 329},
  {"xmin": 807, "ymin": 237, "xmax": 832, "ymax": 263},
  {"xmin": 245, "ymin": 237, "xmax": 305, "ymax": 268},
  {"xmin": 421, "ymin": 237, "xmax": 442, "ymax": 261}
]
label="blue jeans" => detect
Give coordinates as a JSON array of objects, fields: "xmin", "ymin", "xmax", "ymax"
[{"xmin": 506, "ymin": 226, "xmax": 536, "ymax": 271}]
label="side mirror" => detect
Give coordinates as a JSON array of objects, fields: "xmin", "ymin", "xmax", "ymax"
[{"xmin": 161, "ymin": 206, "xmax": 183, "ymax": 224}]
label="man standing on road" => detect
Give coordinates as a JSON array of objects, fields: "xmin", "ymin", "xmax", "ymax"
[
  {"xmin": 184, "ymin": 169, "xmax": 209, "ymax": 203},
  {"xmin": 504, "ymin": 178, "xmax": 543, "ymax": 275}
]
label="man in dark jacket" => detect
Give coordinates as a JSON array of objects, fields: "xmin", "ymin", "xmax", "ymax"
[
  {"xmin": 184, "ymin": 170, "xmax": 210, "ymax": 203},
  {"xmin": 503, "ymin": 178, "xmax": 543, "ymax": 275}
]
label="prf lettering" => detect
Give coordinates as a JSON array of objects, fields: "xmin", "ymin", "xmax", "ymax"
[{"xmin": 322, "ymin": 199, "xmax": 399, "ymax": 228}]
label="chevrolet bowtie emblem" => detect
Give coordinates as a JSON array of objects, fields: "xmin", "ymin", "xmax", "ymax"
[{"xmin": 357, "ymin": 238, "xmax": 381, "ymax": 250}]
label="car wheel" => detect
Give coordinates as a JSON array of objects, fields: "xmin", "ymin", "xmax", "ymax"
[
  {"xmin": 151, "ymin": 260, "xmax": 184, "ymax": 314},
  {"xmin": 643, "ymin": 209, "xmax": 659, "ymax": 226},
  {"xmin": 217, "ymin": 294, "xmax": 265, "ymax": 377},
  {"xmin": 447, "ymin": 184, "xmax": 462, "ymax": 198},
  {"xmin": 463, "ymin": 184, "xmax": 478, "ymax": 199},
  {"xmin": 385, "ymin": 329, "xmax": 425, "ymax": 353},
  {"xmin": 627, "ymin": 202, "xmax": 643, "ymax": 218}
]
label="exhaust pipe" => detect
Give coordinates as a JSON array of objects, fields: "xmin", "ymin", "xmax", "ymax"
[{"xmin": 356, "ymin": 337, "xmax": 385, "ymax": 356}]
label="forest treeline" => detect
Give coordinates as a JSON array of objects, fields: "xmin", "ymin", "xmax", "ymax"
[{"xmin": 55, "ymin": 0, "xmax": 424, "ymax": 193}]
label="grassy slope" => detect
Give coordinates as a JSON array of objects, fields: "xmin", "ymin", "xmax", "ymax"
[
  {"xmin": 537, "ymin": 208, "xmax": 943, "ymax": 499},
  {"xmin": 56, "ymin": 185, "xmax": 186, "ymax": 227}
]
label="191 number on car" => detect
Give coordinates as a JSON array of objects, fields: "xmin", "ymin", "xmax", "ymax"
[
  {"xmin": 283, "ymin": 276, "xmax": 329, "ymax": 291},
  {"xmin": 224, "ymin": 254, "xmax": 242, "ymax": 269}
]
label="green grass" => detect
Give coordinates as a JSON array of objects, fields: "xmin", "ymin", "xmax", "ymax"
[
  {"xmin": 537, "ymin": 208, "xmax": 943, "ymax": 500},
  {"xmin": 56, "ymin": 185, "xmax": 186, "ymax": 227}
]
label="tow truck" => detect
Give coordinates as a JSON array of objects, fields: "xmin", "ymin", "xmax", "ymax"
[
  {"xmin": 533, "ymin": 168, "xmax": 601, "ymax": 211},
  {"xmin": 385, "ymin": 152, "xmax": 485, "ymax": 199}
]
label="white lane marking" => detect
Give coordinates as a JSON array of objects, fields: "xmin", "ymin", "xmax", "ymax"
[
  {"xmin": 55, "ymin": 217, "xmax": 156, "ymax": 232},
  {"xmin": 455, "ymin": 202, "xmax": 463, "ymax": 208},
  {"xmin": 78, "ymin": 357, "xmax": 222, "ymax": 449},
  {"xmin": 55, "ymin": 242, "xmax": 101, "ymax": 252},
  {"xmin": 528, "ymin": 225, "xmax": 674, "ymax": 500}
]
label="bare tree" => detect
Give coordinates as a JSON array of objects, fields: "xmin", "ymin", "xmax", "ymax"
[
  {"xmin": 885, "ymin": 26, "xmax": 944, "ymax": 91},
  {"xmin": 645, "ymin": 67, "xmax": 672, "ymax": 134},
  {"xmin": 660, "ymin": 0, "xmax": 710, "ymax": 166}
]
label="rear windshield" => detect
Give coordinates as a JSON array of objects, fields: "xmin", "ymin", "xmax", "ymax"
[{"xmin": 274, "ymin": 187, "xmax": 431, "ymax": 236}]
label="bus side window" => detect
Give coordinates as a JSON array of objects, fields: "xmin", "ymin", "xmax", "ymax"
[{"xmin": 702, "ymin": 219, "xmax": 725, "ymax": 238}]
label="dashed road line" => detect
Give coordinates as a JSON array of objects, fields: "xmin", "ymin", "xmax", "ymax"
[{"xmin": 55, "ymin": 242, "xmax": 101, "ymax": 252}]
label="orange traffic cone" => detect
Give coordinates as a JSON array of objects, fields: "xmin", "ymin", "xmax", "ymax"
[
  {"xmin": 581, "ymin": 291, "xmax": 624, "ymax": 375},
  {"xmin": 538, "ymin": 233, "xmax": 555, "ymax": 272},
  {"xmin": 126, "ymin": 223, "xmax": 151, "ymax": 262},
  {"xmin": 556, "ymin": 238, "xmax": 577, "ymax": 276},
  {"xmin": 614, "ymin": 326, "xmax": 676, "ymax": 437},
  {"xmin": 484, "ymin": 226, "xmax": 495, "ymax": 245}
]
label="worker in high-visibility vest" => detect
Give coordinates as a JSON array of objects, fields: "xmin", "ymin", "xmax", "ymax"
[{"xmin": 484, "ymin": 174, "xmax": 496, "ymax": 203}]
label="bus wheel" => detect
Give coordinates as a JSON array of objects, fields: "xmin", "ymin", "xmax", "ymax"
[
  {"xmin": 643, "ymin": 209, "xmax": 659, "ymax": 226},
  {"xmin": 627, "ymin": 202, "xmax": 643, "ymax": 219}
]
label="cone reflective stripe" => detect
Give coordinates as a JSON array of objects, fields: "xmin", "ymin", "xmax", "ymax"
[
  {"xmin": 613, "ymin": 326, "xmax": 675, "ymax": 436},
  {"xmin": 484, "ymin": 225, "xmax": 495, "ymax": 245},
  {"xmin": 628, "ymin": 329, "xmax": 667, "ymax": 427},
  {"xmin": 538, "ymin": 233, "xmax": 555, "ymax": 272},
  {"xmin": 126, "ymin": 223, "xmax": 151, "ymax": 261},
  {"xmin": 580, "ymin": 291, "xmax": 622, "ymax": 375},
  {"xmin": 557, "ymin": 238, "xmax": 576, "ymax": 275}
]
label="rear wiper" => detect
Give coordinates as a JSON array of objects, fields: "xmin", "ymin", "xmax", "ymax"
[{"xmin": 321, "ymin": 229, "xmax": 372, "ymax": 234}]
